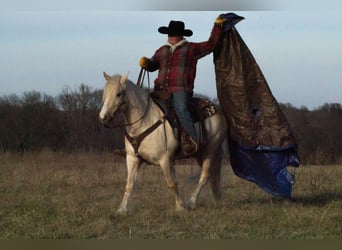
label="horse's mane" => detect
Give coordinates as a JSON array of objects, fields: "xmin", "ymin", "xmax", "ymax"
[
  {"xmin": 103, "ymin": 73, "xmax": 150, "ymax": 110},
  {"xmin": 104, "ymin": 74, "xmax": 137, "ymax": 95},
  {"xmin": 124, "ymin": 77, "xmax": 150, "ymax": 108}
]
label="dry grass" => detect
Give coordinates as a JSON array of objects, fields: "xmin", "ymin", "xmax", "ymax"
[{"xmin": 0, "ymin": 150, "xmax": 341, "ymax": 239}]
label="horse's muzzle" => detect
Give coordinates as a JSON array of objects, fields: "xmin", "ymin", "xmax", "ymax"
[
  {"xmin": 99, "ymin": 112, "xmax": 124, "ymax": 128},
  {"xmin": 99, "ymin": 113, "xmax": 112, "ymax": 125}
]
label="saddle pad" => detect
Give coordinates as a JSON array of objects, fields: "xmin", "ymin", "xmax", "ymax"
[{"xmin": 191, "ymin": 98, "xmax": 217, "ymax": 121}]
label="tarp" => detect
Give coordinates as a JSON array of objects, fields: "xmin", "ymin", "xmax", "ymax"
[{"xmin": 214, "ymin": 13, "xmax": 300, "ymax": 198}]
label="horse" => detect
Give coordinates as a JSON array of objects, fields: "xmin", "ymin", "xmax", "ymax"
[{"xmin": 99, "ymin": 72, "xmax": 228, "ymax": 213}]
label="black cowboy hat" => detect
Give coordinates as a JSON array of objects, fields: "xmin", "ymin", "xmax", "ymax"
[{"xmin": 158, "ymin": 20, "xmax": 193, "ymax": 37}]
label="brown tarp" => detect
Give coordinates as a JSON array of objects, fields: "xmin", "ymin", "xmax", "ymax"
[
  {"xmin": 213, "ymin": 15, "xmax": 300, "ymax": 198},
  {"xmin": 214, "ymin": 27, "xmax": 297, "ymax": 149}
]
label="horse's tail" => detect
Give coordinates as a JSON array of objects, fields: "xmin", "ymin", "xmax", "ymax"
[{"xmin": 209, "ymin": 143, "xmax": 225, "ymax": 201}]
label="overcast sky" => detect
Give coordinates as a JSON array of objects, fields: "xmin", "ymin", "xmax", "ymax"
[{"xmin": 1, "ymin": 1, "xmax": 341, "ymax": 110}]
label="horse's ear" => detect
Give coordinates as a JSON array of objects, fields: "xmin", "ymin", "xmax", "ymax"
[
  {"xmin": 120, "ymin": 72, "xmax": 129, "ymax": 86},
  {"xmin": 103, "ymin": 72, "xmax": 111, "ymax": 81}
]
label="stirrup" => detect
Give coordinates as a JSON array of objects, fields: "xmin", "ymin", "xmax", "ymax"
[{"xmin": 182, "ymin": 136, "xmax": 198, "ymax": 156}]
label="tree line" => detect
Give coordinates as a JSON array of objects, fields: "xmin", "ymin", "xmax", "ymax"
[
  {"xmin": 0, "ymin": 84, "xmax": 124, "ymax": 154},
  {"xmin": 0, "ymin": 84, "xmax": 341, "ymax": 165}
]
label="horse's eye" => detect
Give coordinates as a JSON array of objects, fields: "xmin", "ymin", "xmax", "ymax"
[{"xmin": 116, "ymin": 92, "xmax": 122, "ymax": 97}]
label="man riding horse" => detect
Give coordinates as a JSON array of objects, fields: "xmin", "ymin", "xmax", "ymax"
[{"xmin": 139, "ymin": 16, "xmax": 227, "ymax": 155}]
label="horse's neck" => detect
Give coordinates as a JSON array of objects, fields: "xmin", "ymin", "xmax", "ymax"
[{"xmin": 124, "ymin": 84, "xmax": 161, "ymax": 135}]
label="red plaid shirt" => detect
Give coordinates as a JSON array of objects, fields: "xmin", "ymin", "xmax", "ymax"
[{"xmin": 145, "ymin": 25, "xmax": 223, "ymax": 93}]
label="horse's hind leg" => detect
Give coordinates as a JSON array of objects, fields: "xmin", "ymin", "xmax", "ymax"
[
  {"xmin": 188, "ymin": 148, "xmax": 223, "ymax": 209},
  {"xmin": 160, "ymin": 158, "xmax": 186, "ymax": 212},
  {"xmin": 188, "ymin": 156, "xmax": 212, "ymax": 209},
  {"xmin": 117, "ymin": 155, "xmax": 142, "ymax": 214}
]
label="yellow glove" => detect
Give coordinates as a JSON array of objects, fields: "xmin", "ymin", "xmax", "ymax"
[
  {"xmin": 139, "ymin": 57, "xmax": 149, "ymax": 68},
  {"xmin": 214, "ymin": 15, "xmax": 227, "ymax": 25}
]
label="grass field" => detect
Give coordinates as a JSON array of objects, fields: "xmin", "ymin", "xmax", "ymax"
[{"xmin": 0, "ymin": 150, "xmax": 341, "ymax": 239}]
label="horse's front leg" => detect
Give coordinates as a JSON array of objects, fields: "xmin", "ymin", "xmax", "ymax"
[
  {"xmin": 117, "ymin": 155, "xmax": 142, "ymax": 214},
  {"xmin": 160, "ymin": 157, "xmax": 186, "ymax": 212}
]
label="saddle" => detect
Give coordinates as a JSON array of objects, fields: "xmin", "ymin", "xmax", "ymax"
[{"xmin": 150, "ymin": 91, "xmax": 217, "ymax": 155}]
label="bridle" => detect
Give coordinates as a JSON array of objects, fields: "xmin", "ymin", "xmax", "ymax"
[{"xmin": 106, "ymin": 68, "xmax": 152, "ymax": 128}]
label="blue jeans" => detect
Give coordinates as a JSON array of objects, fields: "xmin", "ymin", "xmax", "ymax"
[{"xmin": 171, "ymin": 92, "xmax": 197, "ymax": 141}]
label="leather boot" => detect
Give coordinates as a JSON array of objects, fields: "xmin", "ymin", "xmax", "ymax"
[{"xmin": 181, "ymin": 133, "xmax": 198, "ymax": 156}]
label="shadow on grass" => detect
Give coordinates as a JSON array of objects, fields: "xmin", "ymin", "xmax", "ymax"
[
  {"xmin": 262, "ymin": 191, "xmax": 342, "ymax": 206},
  {"xmin": 293, "ymin": 191, "xmax": 342, "ymax": 206},
  {"xmin": 229, "ymin": 190, "xmax": 342, "ymax": 207}
]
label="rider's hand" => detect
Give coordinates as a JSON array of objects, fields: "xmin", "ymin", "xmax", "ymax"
[
  {"xmin": 214, "ymin": 15, "xmax": 228, "ymax": 25},
  {"xmin": 139, "ymin": 57, "xmax": 149, "ymax": 68}
]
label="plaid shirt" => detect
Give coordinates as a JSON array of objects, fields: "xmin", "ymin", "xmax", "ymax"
[{"xmin": 145, "ymin": 25, "xmax": 223, "ymax": 93}]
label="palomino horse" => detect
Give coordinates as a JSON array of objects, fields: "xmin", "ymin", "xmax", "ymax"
[{"xmin": 99, "ymin": 72, "xmax": 227, "ymax": 213}]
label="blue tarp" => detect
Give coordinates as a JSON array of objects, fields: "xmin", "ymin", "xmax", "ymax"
[{"xmin": 229, "ymin": 139, "xmax": 300, "ymax": 198}]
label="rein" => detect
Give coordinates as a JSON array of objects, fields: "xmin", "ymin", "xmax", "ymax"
[
  {"xmin": 125, "ymin": 69, "xmax": 166, "ymax": 155},
  {"xmin": 107, "ymin": 68, "xmax": 151, "ymax": 128},
  {"xmin": 137, "ymin": 67, "xmax": 151, "ymax": 90},
  {"xmin": 121, "ymin": 68, "xmax": 151, "ymax": 127},
  {"xmin": 107, "ymin": 69, "xmax": 167, "ymax": 156}
]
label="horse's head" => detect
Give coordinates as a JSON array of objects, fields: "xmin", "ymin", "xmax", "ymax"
[{"xmin": 99, "ymin": 72, "xmax": 129, "ymax": 127}]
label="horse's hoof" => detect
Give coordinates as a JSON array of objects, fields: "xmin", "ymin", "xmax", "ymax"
[
  {"xmin": 186, "ymin": 200, "xmax": 197, "ymax": 210},
  {"xmin": 175, "ymin": 205, "xmax": 187, "ymax": 213},
  {"xmin": 116, "ymin": 208, "xmax": 128, "ymax": 215}
]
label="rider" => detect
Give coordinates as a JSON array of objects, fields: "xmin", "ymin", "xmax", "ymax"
[{"xmin": 139, "ymin": 16, "xmax": 227, "ymax": 155}]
